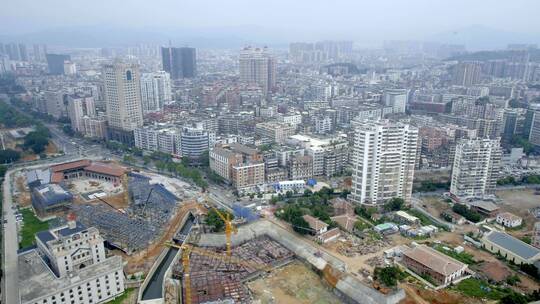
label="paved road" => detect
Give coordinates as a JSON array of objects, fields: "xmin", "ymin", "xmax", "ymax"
[
  {"xmin": 2, "ymin": 169, "xmax": 19, "ymax": 304},
  {"xmin": 2, "ymin": 155, "xmax": 106, "ymax": 304}
]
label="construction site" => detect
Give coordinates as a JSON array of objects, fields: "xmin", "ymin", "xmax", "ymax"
[
  {"xmin": 20, "ymin": 160, "xmax": 199, "ymax": 273},
  {"xmin": 145, "ymin": 214, "xmax": 406, "ymax": 304}
]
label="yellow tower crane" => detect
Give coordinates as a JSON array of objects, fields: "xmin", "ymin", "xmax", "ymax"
[
  {"xmin": 210, "ymin": 206, "xmax": 237, "ymax": 256},
  {"xmin": 164, "ymin": 241, "xmax": 273, "ymax": 304}
]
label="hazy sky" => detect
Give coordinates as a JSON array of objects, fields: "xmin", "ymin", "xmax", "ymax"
[{"xmin": 2, "ymin": 0, "xmax": 540, "ymax": 41}]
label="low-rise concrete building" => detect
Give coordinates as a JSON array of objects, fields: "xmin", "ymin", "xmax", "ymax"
[
  {"xmin": 402, "ymin": 244, "xmax": 469, "ymax": 286},
  {"xmin": 303, "ymin": 214, "xmax": 328, "ymax": 235},
  {"xmin": 482, "ymin": 231, "xmax": 540, "ymax": 265},
  {"xmin": 496, "ymin": 212, "xmax": 523, "ymax": 228}
]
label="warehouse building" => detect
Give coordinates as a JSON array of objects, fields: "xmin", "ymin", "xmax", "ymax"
[{"xmin": 482, "ymin": 231, "xmax": 540, "ymax": 265}]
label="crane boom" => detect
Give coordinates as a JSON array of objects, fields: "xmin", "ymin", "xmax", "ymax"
[
  {"xmin": 165, "ymin": 241, "xmax": 273, "ymax": 304},
  {"xmin": 210, "ymin": 206, "xmax": 237, "ymax": 256}
]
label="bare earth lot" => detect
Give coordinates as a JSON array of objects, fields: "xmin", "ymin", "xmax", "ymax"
[{"xmin": 247, "ymin": 261, "xmax": 342, "ymax": 304}]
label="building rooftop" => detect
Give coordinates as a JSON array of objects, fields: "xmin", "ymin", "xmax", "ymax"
[
  {"xmin": 497, "ymin": 212, "xmax": 522, "ymax": 221},
  {"xmin": 34, "ymin": 184, "xmax": 73, "ymax": 206},
  {"xmin": 85, "ymin": 162, "xmax": 126, "ymax": 177},
  {"xmin": 50, "ymin": 159, "xmax": 91, "ymax": 173},
  {"xmin": 485, "ymin": 231, "xmax": 540, "ymax": 260},
  {"xmin": 18, "ymin": 250, "xmax": 123, "ymax": 303},
  {"xmin": 330, "ymin": 214, "xmax": 357, "ymax": 232},
  {"xmin": 469, "ymin": 200, "xmax": 499, "ymax": 212},
  {"xmin": 403, "ymin": 245, "xmax": 467, "ymax": 277},
  {"xmin": 303, "ymin": 214, "xmax": 328, "ymax": 231}
]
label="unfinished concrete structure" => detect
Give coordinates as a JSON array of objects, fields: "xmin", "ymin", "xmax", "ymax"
[{"xmin": 192, "ymin": 219, "xmax": 406, "ymax": 304}]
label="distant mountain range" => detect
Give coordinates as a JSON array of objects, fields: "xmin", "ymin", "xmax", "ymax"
[
  {"xmin": 1, "ymin": 24, "xmax": 540, "ymax": 51},
  {"xmin": 428, "ymin": 25, "xmax": 540, "ymax": 51},
  {"xmin": 0, "ymin": 26, "xmax": 291, "ymax": 49}
]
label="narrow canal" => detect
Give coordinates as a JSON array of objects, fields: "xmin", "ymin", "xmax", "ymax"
[{"xmin": 141, "ymin": 214, "xmax": 194, "ymax": 301}]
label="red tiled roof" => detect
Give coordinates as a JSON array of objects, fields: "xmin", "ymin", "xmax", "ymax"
[
  {"xmin": 404, "ymin": 245, "xmax": 467, "ymax": 276},
  {"xmin": 330, "ymin": 214, "xmax": 357, "ymax": 232},
  {"xmin": 50, "ymin": 160, "xmax": 91, "ymax": 172},
  {"xmin": 303, "ymin": 214, "xmax": 328, "ymax": 231},
  {"xmin": 50, "ymin": 172, "xmax": 64, "ymax": 183},
  {"xmin": 84, "ymin": 162, "xmax": 125, "ymax": 177},
  {"xmin": 319, "ymin": 228, "xmax": 340, "ymax": 242}
]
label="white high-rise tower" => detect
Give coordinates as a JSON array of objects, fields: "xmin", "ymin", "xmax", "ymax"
[{"xmin": 349, "ymin": 120, "xmax": 418, "ymax": 205}]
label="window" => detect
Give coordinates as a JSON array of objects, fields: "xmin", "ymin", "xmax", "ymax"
[{"xmin": 126, "ymin": 71, "xmax": 132, "ymax": 81}]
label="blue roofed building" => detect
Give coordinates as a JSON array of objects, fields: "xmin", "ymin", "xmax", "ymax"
[{"xmin": 482, "ymin": 230, "xmax": 540, "ymax": 265}]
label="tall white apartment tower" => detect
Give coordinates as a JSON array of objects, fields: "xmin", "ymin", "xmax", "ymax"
[
  {"xmin": 103, "ymin": 61, "xmax": 143, "ymax": 144},
  {"xmin": 140, "ymin": 71, "xmax": 172, "ymax": 113},
  {"xmin": 450, "ymin": 138, "xmax": 502, "ymax": 200},
  {"xmin": 239, "ymin": 46, "xmax": 276, "ymax": 96},
  {"xmin": 349, "ymin": 120, "xmax": 418, "ymax": 205},
  {"xmin": 67, "ymin": 94, "xmax": 96, "ymax": 133}
]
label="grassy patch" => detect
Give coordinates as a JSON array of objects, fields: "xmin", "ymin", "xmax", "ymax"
[
  {"xmin": 454, "ymin": 278, "xmax": 510, "ymax": 300},
  {"xmin": 407, "ymin": 209, "xmax": 448, "ymax": 231},
  {"xmin": 19, "ymin": 208, "xmax": 51, "ymax": 248},
  {"xmin": 105, "ymin": 288, "xmax": 135, "ymax": 304},
  {"xmin": 434, "ymin": 245, "xmax": 476, "ymax": 265}
]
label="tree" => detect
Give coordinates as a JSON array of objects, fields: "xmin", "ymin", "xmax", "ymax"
[
  {"xmin": 0, "ymin": 149, "xmax": 21, "ymax": 163},
  {"xmin": 374, "ymin": 266, "xmax": 405, "ymax": 287},
  {"xmin": 123, "ymin": 154, "xmax": 135, "ymax": 164},
  {"xmin": 62, "ymin": 124, "xmax": 75, "ymax": 136},
  {"xmin": 0, "ymin": 164, "xmax": 7, "ymax": 178},
  {"xmin": 291, "ymin": 216, "xmax": 311, "ymax": 235},
  {"xmin": 143, "ymin": 155, "xmax": 151, "ymax": 165},
  {"xmin": 384, "ymin": 197, "xmax": 405, "ymax": 212},
  {"xmin": 206, "ymin": 209, "xmax": 234, "ymax": 232},
  {"xmin": 285, "ymin": 190, "xmax": 294, "ymax": 198},
  {"xmin": 500, "ymin": 292, "xmax": 528, "ymax": 304}
]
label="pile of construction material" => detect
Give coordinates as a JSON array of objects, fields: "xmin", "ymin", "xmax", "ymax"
[
  {"xmin": 172, "ymin": 237, "xmax": 293, "ymax": 304},
  {"xmin": 337, "ymin": 234, "xmax": 389, "ymax": 257}
]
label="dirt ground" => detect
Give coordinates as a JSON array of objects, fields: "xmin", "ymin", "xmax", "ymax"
[
  {"xmin": 496, "ymin": 189, "xmax": 540, "ymax": 232},
  {"xmin": 45, "ymin": 141, "xmax": 58, "ymax": 154},
  {"xmin": 399, "ymin": 283, "xmax": 485, "ymax": 304},
  {"xmin": 247, "ymin": 261, "xmax": 342, "ymax": 304},
  {"xmin": 15, "ymin": 175, "xmax": 31, "ymax": 207},
  {"xmin": 418, "ymin": 196, "xmax": 451, "ymax": 218}
]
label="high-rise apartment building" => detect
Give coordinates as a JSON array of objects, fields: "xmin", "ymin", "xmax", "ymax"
[
  {"xmin": 46, "ymin": 53, "xmax": 71, "ymax": 75},
  {"xmin": 67, "ymin": 94, "xmax": 96, "ymax": 133},
  {"xmin": 102, "ymin": 62, "xmax": 143, "ymax": 144},
  {"xmin": 349, "ymin": 120, "xmax": 418, "ymax": 205},
  {"xmin": 140, "ymin": 71, "xmax": 172, "ymax": 113},
  {"xmin": 239, "ymin": 46, "xmax": 276, "ymax": 96},
  {"xmin": 161, "ymin": 47, "xmax": 197, "ymax": 79},
  {"xmin": 383, "ymin": 89, "xmax": 408, "ymax": 114},
  {"xmin": 524, "ymin": 103, "xmax": 540, "ymax": 147},
  {"xmin": 181, "ymin": 127, "xmax": 209, "ymax": 160},
  {"xmin": 450, "ymin": 138, "xmax": 502, "ymax": 200},
  {"xmin": 452, "ymin": 61, "xmax": 482, "ymax": 86}
]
